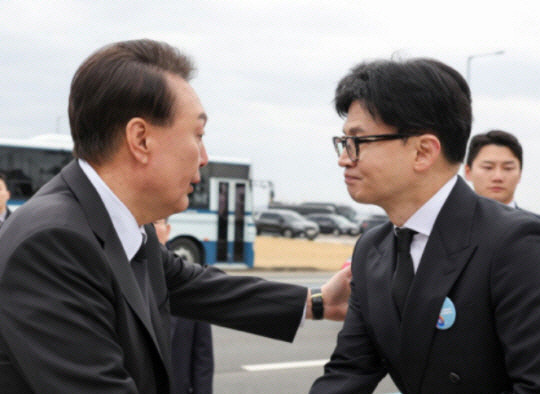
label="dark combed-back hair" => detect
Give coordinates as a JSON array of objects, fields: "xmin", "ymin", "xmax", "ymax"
[
  {"xmin": 69, "ymin": 39, "xmax": 195, "ymax": 164},
  {"xmin": 334, "ymin": 58, "xmax": 472, "ymax": 163},
  {"xmin": 466, "ymin": 130, "xmax": 523, "ymax": 169}
]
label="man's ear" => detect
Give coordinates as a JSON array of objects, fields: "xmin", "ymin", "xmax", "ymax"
[
  {"xmin": 413, "ymin": 134, "xmax": 441, "ymax": 172},
  {"xmin": 464, "ymin": 164, "xmax": 472, "ymax": 181},
  {"xmin": 125, "ymin": 117, "xmax": 150, "ymax": 164}
]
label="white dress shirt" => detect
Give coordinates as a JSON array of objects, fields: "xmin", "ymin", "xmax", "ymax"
[
  {"xmin": 79, "ymin": 159, "xmax": 146, "ymax": 261},
  {"xmin": 0, "ymin": 210, "xmax": 7, "ymax": 224},
  {"xmin": 507, "ymin": 200, "xmax": 518, "ymax": 208},
  {"xmin": 400, "ymin": 176, "xmax": 458, "ymax": 272}
]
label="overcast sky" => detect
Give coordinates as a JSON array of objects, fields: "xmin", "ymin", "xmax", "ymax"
[{"xmin": 2, "ymin": 1, "xmax": 540, "ymax": 213}]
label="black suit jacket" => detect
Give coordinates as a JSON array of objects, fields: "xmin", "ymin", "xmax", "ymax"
[
  {"xmin": 311, "ymin": 177, "xmax": 540, "ymax": 394},
  {"xmin": 170, "ymin": 316, "xmax": 213, "ymax": 394},
  {"xmin": 0, "ymin": 161, "xmax": 306, "ymax": 394}
]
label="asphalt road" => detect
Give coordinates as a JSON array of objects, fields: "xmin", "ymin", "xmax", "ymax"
[{"xmin": 213, "ymin": 270, "xmax": 399, "ymax": 393}]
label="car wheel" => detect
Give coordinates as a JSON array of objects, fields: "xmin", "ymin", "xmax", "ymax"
[
  {"xmin": 307, "ymin": 233, "xmax": 318, "ymax": 241},
  {"xmin": 332, "ymin": 228, "xmax": 340, "ymax": 236},
  {"xmin": 169, "ymin": 238, "xmax": 202, "ymax": 265},
  {"xmin": 283, "ymin": 228, "xmax": 294, "ymax": 238}
]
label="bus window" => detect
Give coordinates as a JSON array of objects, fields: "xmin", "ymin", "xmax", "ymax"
[{"xmin": 0, "ymin": 142, "xmax": 73, "ymax": 204}]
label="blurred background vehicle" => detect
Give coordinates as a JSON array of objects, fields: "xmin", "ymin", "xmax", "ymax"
[
  {"xmin": 300, "ymin": 202, "xmax": 362, "ymax": 226},
  {"xmin": 255, "ymin": 209, "xmax": 319, "ymax": 240},
  {"xmin": 359, "ymin": 214, "xmax": 388, "ymax": 234},
  {"xmin": 268, "ymin": 201, "xmax": 334, "ymax": 216},
  {"xmin": 305, "ymin": 213, "xmax": 359, "ymax": 236}
]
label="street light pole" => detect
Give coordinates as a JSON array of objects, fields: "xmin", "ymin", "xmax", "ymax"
[
  {"xmin": 466, "ymin": 50, "xmax": 505, "ymax": 84},
  {"xmin": 252, "ymin": 179, "xmax": 275, "ymax": 205}
]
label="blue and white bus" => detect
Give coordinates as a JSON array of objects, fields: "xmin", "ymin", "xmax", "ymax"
[
  {"xmin": 0, "ymin": 134, "xmax": 73, "ymax": 207},
  {"xmin": 167, "ymin": 157, "xmax": 255, "ymax": 268},
  {"xmin": 0, "ymin": 134, "xmax": 256, "ymax": 268}
]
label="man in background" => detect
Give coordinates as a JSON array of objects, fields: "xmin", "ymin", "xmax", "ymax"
[
  {"xmin": 154, "ymin": 218, "xmax": 214, "ymax": 394},
  {"xmin": 0, "ymin": 173, "xmax": 11, "ymax": 228},
  {"xmin": 465, "ymin": 129, "xmax": 522, "ymax": 207}
]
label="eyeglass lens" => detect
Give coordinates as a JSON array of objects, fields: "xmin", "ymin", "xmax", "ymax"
[{"xmin": 333, "ymin": 137, "xmax": 357, "ymax": 161}]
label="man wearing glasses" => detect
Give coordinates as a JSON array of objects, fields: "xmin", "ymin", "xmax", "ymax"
[{"xmin": 310, "ymin": 58, "xmax": 540, "ymax": 393}]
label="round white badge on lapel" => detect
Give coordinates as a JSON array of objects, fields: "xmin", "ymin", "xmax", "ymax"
[{"xmin": 436, "ymin": 297, "xmax": 456, "ymax": 330}]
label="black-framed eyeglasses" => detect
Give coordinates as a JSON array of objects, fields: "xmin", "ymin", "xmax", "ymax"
[{"xmin": 332, "ymin": 134, "xmax": 415, "ymax": 162}]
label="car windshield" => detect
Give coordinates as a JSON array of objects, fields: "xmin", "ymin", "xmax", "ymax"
[
  {"xmin": 333, "ymin": 215, "xmax": 352, "ymax": 225},
  {"xmin": 337, "ymin": 206, "xmax": 357, "ymax": 221},
  {"xmin": 282, "ymin": 212, "xmax": 304, "ymax": 222}
]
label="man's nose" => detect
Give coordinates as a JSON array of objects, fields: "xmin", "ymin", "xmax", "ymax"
[{"xmin": 338, "ymin": 149, "xmax": 353, "ymax": 167}]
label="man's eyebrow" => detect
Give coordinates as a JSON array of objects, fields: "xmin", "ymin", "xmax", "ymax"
[
  {"xmin": 343, "ymin": 126, "xmax": 364, "ymax": 136},
  {"xmin": 479, "ymin": 159, "xmax": 518, "ymax": 165}
]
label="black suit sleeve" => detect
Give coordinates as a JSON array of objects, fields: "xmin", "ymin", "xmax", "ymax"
[
  {"xmin": 0, "ymin": 228, "xmax": 138, "ymax": 393},
  {"xmin": 163, "ymin": 248, "xmax": 307, "ymax": 342},
  {"xmin": 490, "ymin": 221, "xmax": 540, "ymax": 392},
  {"xmin": 190, "ymin": 322, "xmax": 213, "ymax": 394},
  {"xmin": 310, "ymin": 237, "xmax": 386, "ymax": 393},
  {"xmin": 309, "ymin": 278, "xmax": 386, "ymax": 393}
]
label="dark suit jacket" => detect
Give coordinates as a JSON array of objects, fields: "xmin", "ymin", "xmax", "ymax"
[
  {"xmin": 311, "ymin": 177, "xmax": 540, "ymax": 394},
  {"xmin": 0, "ymin": 161, "xmax": 306, "ymax": 394},
  {"xmin": 170, "ymin": 316, "xmax": 213, "ymax": 394}
]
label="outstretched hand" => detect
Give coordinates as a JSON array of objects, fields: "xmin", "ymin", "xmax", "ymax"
[{"xmin": 321, "ymin": 264, "xmax": 352, "ymax": 321}]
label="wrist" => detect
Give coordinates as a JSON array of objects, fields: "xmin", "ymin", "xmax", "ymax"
[{"xmin": 310, "ymin": 287, "xmax": 324, "ymax": 320}]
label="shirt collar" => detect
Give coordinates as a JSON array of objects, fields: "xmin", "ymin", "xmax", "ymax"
[
  {"xmin": 79, "ymin": 159, "xmax": 146, "ymax": 261},
  {"xmin": 402, "ymin": 175, "xmax": 458, "ymax": 238}
]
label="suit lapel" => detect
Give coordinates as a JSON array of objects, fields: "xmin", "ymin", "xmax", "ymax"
[
  {"xmin": 366, "ymin": 223, "xmax": 403, "ymax": 364},
  {"xmin": 60, "ymin": 161, "xmax": 169, "ymax": 370},
  {"xmin": 144, "ymin": 224, "xmax": 173, "ymax": 379},
  {"xmin": 398, "ymin": 177, "xmax": 478, "ymax": 393}
]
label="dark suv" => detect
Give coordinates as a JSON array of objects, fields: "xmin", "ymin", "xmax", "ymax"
[
  {"xmin": 255, "ymin": 209, "xmax": 320, "ymax": 240},
  {"xmin": 306, "ymin": 213, "xmax": 359, "ymax": 236}
]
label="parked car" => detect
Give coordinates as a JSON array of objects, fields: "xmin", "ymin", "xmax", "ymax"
[
  {"xmin": 268, "ymin": 202, "xmax": 334, "ymax": 216},
  {"xmin": 301, "ymin": 202, "xmax": 361, "ymax": 224},
  {"xmin": 255, "ymin": 209, "xmax": 320, "ymax": 240},
  {"xmin": 359, "ymin": 214, "xmax": 388, "ymax": 234},
  {"xmin": 306, "ymin": 213, "xmax": 360, "ymax": 236}
]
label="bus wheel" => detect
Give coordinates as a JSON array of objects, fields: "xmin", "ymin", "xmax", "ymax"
[
  {"xmin": 169, "ymin": 238, "xmax": 202, "ymax": 265},
  {"xmin": 283, "ymin": 229, "xmax": 294, "ymax": 238}
]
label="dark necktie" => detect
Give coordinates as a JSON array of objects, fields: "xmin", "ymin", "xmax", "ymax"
[
  {"xmin": 131, "ymin": 243, "xmax": 150, "ymax": 307},
  {"xmin": 392, "ymin": 227, "xmax": 417, "ymax": 318}
]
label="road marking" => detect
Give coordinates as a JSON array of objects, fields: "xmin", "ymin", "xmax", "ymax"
[{"xmin": 242, "ymin": 359, "xmax": 328, "ymax": 371}]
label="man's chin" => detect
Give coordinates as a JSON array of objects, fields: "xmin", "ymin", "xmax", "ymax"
[
  {"xmin": 348, "ymin": 190, "xmax": 370, "ymax": 205},
  {"xmin": 172, "ymin": 197, "xmax": 190, "ymax": 214}
]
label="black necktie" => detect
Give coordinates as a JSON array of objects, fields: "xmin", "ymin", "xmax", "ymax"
[
  {"xmin": 131, "ymin": 243, "xmax": 150, "ymax": 307},
  {"xmin": 392, "ymin": 227, "xmax": 417, "ymax": 318}
]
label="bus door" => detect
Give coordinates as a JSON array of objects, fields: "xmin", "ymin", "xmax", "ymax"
[{"xmin": 210, "ymin": 177, "xmax": 252, "ymax": 264}]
